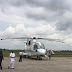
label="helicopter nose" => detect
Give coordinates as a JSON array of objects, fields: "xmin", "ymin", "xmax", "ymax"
[{"xmin": 37, "ymin": 49, "xmax": 46, "ymax": 55}]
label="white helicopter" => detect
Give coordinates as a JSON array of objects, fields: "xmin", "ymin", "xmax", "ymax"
[{"xmin": 1, "ymin": 37, "xmax": 64, "ymax": 60}]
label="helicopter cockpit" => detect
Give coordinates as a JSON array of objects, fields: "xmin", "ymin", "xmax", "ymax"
[{"xmin": 34, "ymin": 43, "xmax": 45, "ymax": 50}]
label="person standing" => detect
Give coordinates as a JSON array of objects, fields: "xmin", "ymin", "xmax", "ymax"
[
  {"xmin": 48, "ymin": 50, "xmax": 52, "ymax": 59},
  {"xmin": 19, "ymin": 51, "xmax": 23, "ymax": 62},
  {"xmin": 8, "ymin": 51, "xmax": 15, "ymax": 69},
  {"xmin": 0, "ymin": 51, "xmax": 4, "ymax": 70}
]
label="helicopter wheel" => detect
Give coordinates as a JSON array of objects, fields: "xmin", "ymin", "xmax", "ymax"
[
  {"xmin": 28, "ymin": 56, "xmax": 31, "ymax": 58},
  {"xmin": 23, "ymin": 55, "xmax": 26, "ymax": 58},
  {"xmin": 37, "ymin": 56, "xmax": 42, "ymax": 60}
]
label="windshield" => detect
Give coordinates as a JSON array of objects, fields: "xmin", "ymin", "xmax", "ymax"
[
  {"xmin": 37, "ymin": 45, "xmax": 45, "ymax": 49},
  {"xmin": 34, "ymin": 44, "xmax": 45, "ymax": 50}
]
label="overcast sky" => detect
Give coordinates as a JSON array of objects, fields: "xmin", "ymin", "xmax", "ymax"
[{"xmin": 0, "ymin": 0, "xmax": 72, "ymax": 50}]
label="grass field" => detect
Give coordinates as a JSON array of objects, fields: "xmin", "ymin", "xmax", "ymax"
[
  {"xmin": 52, "ymin": 51, "xmax": 72, "ymax": 57},
  {"xmin": 1, "ymin": 49, "xmax": 72, "ymax": 57}
]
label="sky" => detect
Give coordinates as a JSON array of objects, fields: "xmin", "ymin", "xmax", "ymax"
[{"xmin": 0, "ymin": 0, "xmax": 72, "ymax": 50}]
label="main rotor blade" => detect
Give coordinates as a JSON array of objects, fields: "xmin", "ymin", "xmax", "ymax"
[
  {"xmin": 1, "ymin": 37, "xmax": 64, "ymax": 43},
  {"xmin": 38, "ymin": 38, "xmax": 59, "ymax": 41},
  {"xmin": 1, "ymin": 37, "xmax": 32, "ymax": 40},
  {"xmin": 37, "ymin": 38, "xmax": 64, "ymax": 43}
]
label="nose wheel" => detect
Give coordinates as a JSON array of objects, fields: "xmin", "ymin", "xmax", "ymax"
[{"xmin": 37, "ymin": 56, "xmax": 42, "ymax": 60}]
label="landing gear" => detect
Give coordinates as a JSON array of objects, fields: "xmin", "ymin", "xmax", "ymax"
[
  {"xmin": 28, "ymin": 56, "xmax": 31, "ymax": 58},
  {"xmin": 37, "ymin": 56, "xmax": 42, "ymax": 60},
  {"xmin": 23, "ymin": 55, "xmax": 26, "ymax": 58}
]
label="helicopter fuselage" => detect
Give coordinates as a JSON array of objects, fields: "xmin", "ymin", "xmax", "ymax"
[{"xmin": 23, "ymin": 41, "xmax": 46, "ymax": 58}]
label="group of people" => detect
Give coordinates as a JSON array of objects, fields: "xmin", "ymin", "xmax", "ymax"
[
  {"xmin": 0, "ymin": 49, "xmax": 54, "ymax": 70},
  {"xmin": 0, "ymin": 50, "xmax": 23, "ymax": 70}
]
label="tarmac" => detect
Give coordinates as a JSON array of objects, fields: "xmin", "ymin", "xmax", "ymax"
[{"xmin": 1, "ymin": 57, "xmax": 72, "ymax": 72}]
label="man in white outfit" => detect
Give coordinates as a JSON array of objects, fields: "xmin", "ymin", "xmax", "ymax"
[{"xmin": 8, "ymin": 51, "xmax": 15, "ymax": 69}]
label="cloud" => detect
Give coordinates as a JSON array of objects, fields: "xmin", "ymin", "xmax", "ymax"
[
  {"xmin": 0, "ymin": 0, "xmax": 67, "ymax": 22},
  {"xmin": 3, "ymin": 26, "xmax": 15, "ymax": 36},
  {"xmin": 64, "ymin": 38, "xmax": 72, "ymax": 46},
  {"xmin": 56, "ymin": 11, "xmax": 72, "ymax": 31},
  {"xmin": 24, "ymin": 6, "xmax": 58, "ymax": 22},
  {"xmin": 0, "ymin": 31, "xmax": 3, "ymax": 36},
  {"xmin": 1, "ymin": 24, "xmax": 55, "ymax": 37},
  {"xmin": 25, "ymin": 0, "xmax": 67, "ymax": 11}
]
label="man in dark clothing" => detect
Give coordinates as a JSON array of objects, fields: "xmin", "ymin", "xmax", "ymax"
[
  {"xmin": 19, "ymin": 51, "xmax": 23, "ymax": 62},
  {"xmin": 0, "ymin": 51, "xmax": 4, "ymax": 70}
]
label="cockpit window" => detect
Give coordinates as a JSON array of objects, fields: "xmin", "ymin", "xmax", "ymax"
[
  {"xmin": 37, "ymin": 45, "xmax": 45, "ymax": 49},
  {"xmin": 34, "ymin": 44, "xmax": 45, "ymax": 50}
]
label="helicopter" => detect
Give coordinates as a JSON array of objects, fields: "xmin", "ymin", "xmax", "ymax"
[{"xmin": 1, "ymin": 37, "xmax": 64, "ymax": 60}]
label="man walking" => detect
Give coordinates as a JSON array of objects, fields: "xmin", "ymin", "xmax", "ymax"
[
  {"xmin": 8, "ymin": 51, "xmax": 15, "ymax": 69},
  {"xmin": 19, "ymin": 51, "xmax": 23, "ymax": 62}
]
